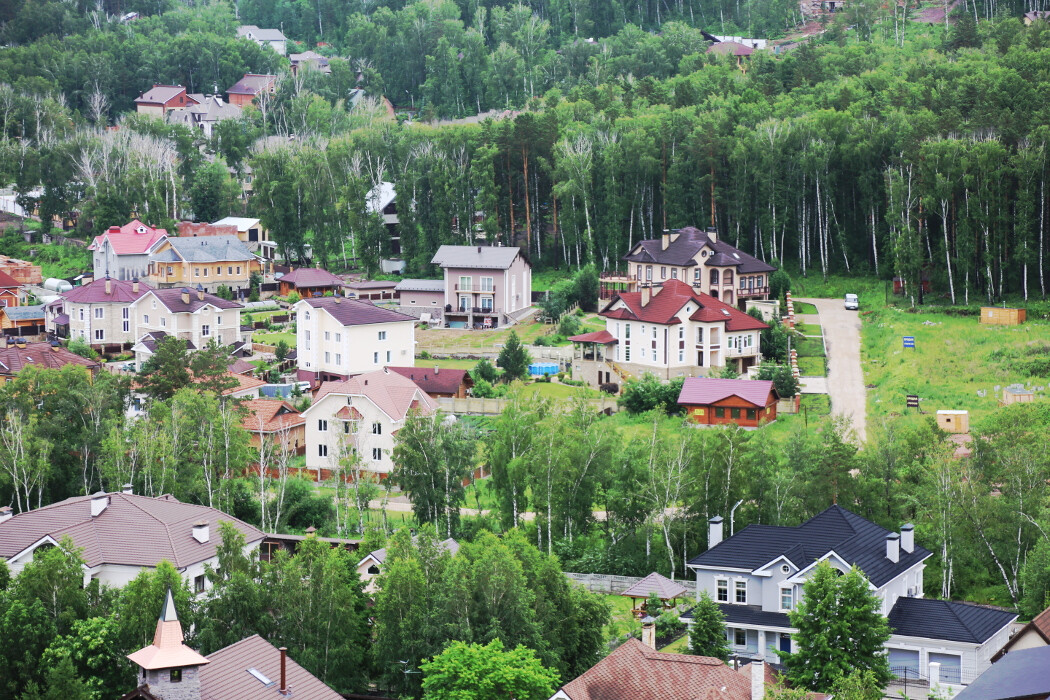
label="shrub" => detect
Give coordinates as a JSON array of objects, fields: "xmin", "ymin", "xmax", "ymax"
[
  {"xmin": 419, "ymin": 350, "xmax": 432, "ymax": 360},
  {"xmin": 558, "ymin": 312, "xmax": 581, "ymax": 338},
  {"xmin": 287, "ymin": 291, "xmax": 301, "ymax": 304},
  {"xmin": 599, "ymin": 382, "xmax": 619, "ymax": 394},
  {"xmin": 472, "ymin": 358, "xmax": 498, "ymax": 383}
]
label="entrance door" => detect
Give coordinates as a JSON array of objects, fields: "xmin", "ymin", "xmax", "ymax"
[{"xmin": 779, "ymin": 634, "xmax": 791, "ymax": 653}]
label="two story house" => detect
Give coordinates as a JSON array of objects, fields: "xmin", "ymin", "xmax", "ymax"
[
  {"xmin": 89, "ymin": 220, "xmax": 168, "ymax": 281},
  {"xmin": 146, "ymin": 235, "xmax": 260, "ymax": 293},
  {"xmin": 685, "ymin": 505, "xmax": 1017, "ymax": 688},
  {"xmin": 301, "ymin": 369, "xmax": 437, "ymax": 478},
  {"xmin": 294, "ymin": 297, "xmax": 416, "ymax": 386},
  {"xmin": 610, "ymin": 227, "xmax": 776, "ymax": 308},
  {"xmin": 130, "ymin": 287, "xmax": 243, "ymax": 351},
  {"xmin": 430, "ymin": 245, "xmax": 531, "ymax": 328},
  {"xmin": 61, "ymin": 276, "xmax": 151, "ymax": 352},
  {"xmin": 226, "ymin": 73, "xmax": 278, "ymax": 107},
  {"xmin": 133, "ymin": 85, "xmax": 198, "ymax": 117},
  {"xmin": 235, "ymin": 26, "xmax": 288, "ymax": 54}
]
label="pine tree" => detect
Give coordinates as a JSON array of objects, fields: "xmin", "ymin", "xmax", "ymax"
[
  {"xmin": 497, "ymin": 331, "xmax": 531, "ymax": 382},
  {"xmin": 688, "ymin": 591, "xmax": 730, "ymax": 661}
]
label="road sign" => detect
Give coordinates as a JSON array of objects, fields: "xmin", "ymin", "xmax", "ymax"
[
  {"xmin": 906, "ymin": 395, "xmax": 920, "ymax": 408},
  {"xmin": 903, "ymin": 336, "xmax": 915, "ymax": 349}
]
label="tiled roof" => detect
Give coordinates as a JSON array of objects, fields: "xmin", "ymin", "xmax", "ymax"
[
  {"xmin": 624, "ymin": 227, "xmax": 775, "ymax": 274},
  {"xmin": 0, "ymin": 492, "xmax": 265, "ymax": 569},
  {"xmin": 993, "ymin": 605, "xmax": 1050, "ymax": 661},
  {"xmin": 366, "ymin": 537, "xmax": 459, "ymax": 566},
  {"xmin": 557, "ymin": 638, "xmax": 752, "ymax": 700},
  {"xmin": 200, "ymin": 634, "xmax": 342, "ymax": 700},
  {"xmin": 88, "ymin": 220, "xmax": 167, "ymax": 255},
  {"xmin": 0, "ymin": 342, "xmax": 99, "ymax": 375},
  {"xmin": 227, "ymin": 73, "xmax": 277, "ymax": 96},
  {"xmin": 621, "ymin": 572, "xmax": 689, "ymax": 600},
  {"xmin": 227, "ymin": 358, "xmax": 255, "ymax": 376},
  {"xmin": 219, "ymin": 372, "xmax": 267, "ymax": 396},
  {"xmin": 301, "ymin": 297, "xmax": 414, "ymax": 327},
  {"xmin": 63, "ymin": 277, "xmax": 152, "ymax": 304},
  {"xmin": 568, "ymin": 330, "xmax": 617, "ymax": 344},
  {"xmin": 2, "ymin": 304, "xmax": 43, "ymax": 321},
  {"xmin": 387, "ymin": 366, "xmax": 470, "ymax": 396},
  {"xmin": 889, "ymin": 597, "xmax": 1016, "ymax": 644},
  {"xmin": 601, "ymin": 279, "xmax": 768, "ymax": 331},
  {"xmin": 678, "ymin": 378, "xmax": 778, "ymax": 408},
  {"xmin": 280, "ymin": 267, "xmax": 344, "ymax": 288},
  {"xmin": 708, "ymin": 41, "xmax": 754, "ymax": 56},
  {"xmin": 134, "ymin": 85, "xmax": 187, "ymax": 105},
  {"xmin": 134, "ymin": 331, "xmax": 197, "ymax": 355},
  {"xmin": 954, "ymin": 646, "xmax": 1050, "ymax": 700},
  {"xmin": 162, "ymin": 235, "xmax": 255, "ymax": 262},
  {"xmin": 241, "ymin": 399, "xmax": 304, "ymax": 433},
  {"xmin": 146, "ymin": 288, "xmax": 242, "ymax": 313},
  {"xmin": 688, "ymin": 505, "xmax": 933, "ymax": 588},
  {"xmin": 310, "ymin": 369, "xmax": 438, "ymax": 422},
  {"xmin": 395, "ymin": 278, "xmax": 444, "ymax": 292},
  {"xmin": 431, "ymin": 245, "xmax": 523, "ymax": 270},
  {"xmin": 0, "ymin": 270, "xmax": 19, "ymax": 287}
]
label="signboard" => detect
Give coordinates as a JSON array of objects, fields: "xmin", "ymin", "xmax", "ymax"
[
  {"xmin": 906, "ymin": 395, "xmax": 920, "ymax": 408},
  {"xmin": 903, "ymin": 336, "xmax": 915, "ymax": 349}
]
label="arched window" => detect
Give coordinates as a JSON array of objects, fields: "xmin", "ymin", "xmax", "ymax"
[
  {"xmin": 709, "ymin": 269, "xmax": 720, "ymax": 285},
  {"xmin": 723, "ymin": 270, "xmax": 733, "ymax": 285}
]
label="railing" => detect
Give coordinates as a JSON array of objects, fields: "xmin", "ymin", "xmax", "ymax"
[
  {"xmin": 449, "ymin": 306, "xmax": 501, "ymax": 315},
  {"xmin": 738, "ymin": 285, "xmax": 771, "ymax": 297}
]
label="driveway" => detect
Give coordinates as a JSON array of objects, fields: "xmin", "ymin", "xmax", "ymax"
[{"xmin": 797, "ymin": 298, "xmax": 867, "ymax": 442}]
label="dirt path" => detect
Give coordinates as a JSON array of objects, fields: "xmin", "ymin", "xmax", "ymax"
[{"xmin": 797, "ymin": 297, "xmax": 867, "ymax": 442}]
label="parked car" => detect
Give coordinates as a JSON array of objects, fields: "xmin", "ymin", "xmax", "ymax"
[{"xmin": 844, "ymin": 293, "xmax": 859, "ymax": 310}]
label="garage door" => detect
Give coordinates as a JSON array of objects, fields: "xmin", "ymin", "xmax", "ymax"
[
  {"xmin": 888, "ymin": 648, "xmax": 920, "ymax": 680},
  {"xmin": 929, "ymin": 652, "xmax": 962, "ymax": 684}
]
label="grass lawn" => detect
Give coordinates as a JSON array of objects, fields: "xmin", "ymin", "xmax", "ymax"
[
  {"xmin": 797, "ymin": 356, "xmax": 826, "ymax": 377},
  {"xmin": 605, "ymin": 594, "xmax": 639, "ymax": 641},
  {"xmin": 415, "ymin": 313, "xmax": 605, "ymax": 354},
  {"xmin": 463, "ymin": 478, "xmax": 499, "ymax": 512},
  {"xmin": 254, "ymin": 331, "xmax": 296, "ymax": 347},
  {"xmin": 521, "ymin": 381, "xmax": 602, "ymax": 400},
  {"xmin": 801, "ymin": 393, "xmax": 831, "ymax": 415},
  {"xmin": 793, "ymin": 334, "xmax": 825, "ymax": 357},
  {"xmin": 659, "ymin": 633, "xmax": 691, "ymax": 654},
  {"xmin": 793, "ymin": 301, "xmax": 818, "ymax": 315},
  {"xmin": 788, "ymin": 272, "xmax": 888, "ymax": 304}
]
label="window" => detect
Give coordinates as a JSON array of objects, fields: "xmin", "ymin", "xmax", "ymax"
[
  {"xmin": 203, "ymin": 268, "xmax": 209, "ymax": 277},
  {"xmin": 481, "ymin": 276, "xmax": 494, "ymax": 292},
  {"xmin": 678, "ymin": 349, "xmax": 684, "ymax": 362},
  {"xmin": 335, "ymin": 333, "xmax": 341, "ymax": 342},
  {"xmin": 645, "ymin": 266, "xmax": 652, "ymax": 281},
  {"xmin": 195, "ymin": 268, "xmax": 200, "ymax": 277},
  {"xmin": 715, "ymin": 407, "xmax": 725, "ymax": 418},
  {"xmin": 694, "ymin": 268, "xmax": 701, "ymax": 281},
  {"xmin": 304, "ymin": 311, "xmax": 311, "ymax": 320},
  {"xmin": 640, "ymin": 325, "xmax": 646, "ymax": 337},
  {"xmin": 166, "ymin": 266, "xmax": 173, "ymax": 276},
  {"xmin": 318, "ymin": 444, "xmax": 328, "ymax": 457},
  {"xmin": 122, "ymin": 321, "xmax": 129, "ymax": 332},
  {"xmin": 696, "ymin": 327, "xmax": 704, "ymax": 343},
  {"xmin": 625, "ymin": 324, "xmax": 631, "ymax": 339},
  {"xmin": 734, "ymin": 628, "xmax": 747, "ymax": 647},
  {"xmin": 143, "ymin": 314, "xmax": 149, "ymax": 324},
  {"xmin": 373, "ymin": 351, "xmax": 379, "ymax": 364},
  {"xmin": 624, "ymin": 347, "xmax": 631, "ymax": 362},
  {"xmin": 731, "ymin": 408, "xmax": 741, "ymax": 419},
  {"xmin": 324, "ymin": 331, "xmax": 330, "ymax": 341},
  {"xmin": 459, "ymin": 275, "xmax": 472, "ymax": 291},
  {"xmin": 304, "ymin": 329, "xmax": 311, "ymax": 350},
  {"xmin": 215, "ymin": 266, "xmax": 221, "ymax": 275},
  {"xmin": 195, "ymin": 575, "xmax": 206, "ymax": 594},
  {"xmin": 160, "ymin": 317, "xmax": 166, "ymax": 328},
  {"xmin": 372, "ymin": 447, "xmax": 382, "ymax": 461},
  {"xmin": 735, "ymin": 580, "xmax": 747, "ymax": 604},
  {"xmin": 378, "ymin": 330, "xmax": 387, "ymax": 340},
  {"xmin": 367, "ymin": 564, "xmax": 380, "ymax": 575},
  {"xmin": 636, "ymin": 265, "xmax": 642, "ymax": 279},
  {"xmin": 716, "ymin": 579, "xmax": 729, "ymax": 602},
  {"xmin": 318, "ymin": 419, "xmax": 328, "ymax": 432},
  {"xmin": 781, "ymin": 588, "xmax": 793, "ymax": 611},
  {"xmin": 325, "ymin": 351, "xmax": 331, "ymax": 364},
  {"xmin": 652, "ymin": 348, "xmax": 657, "ymax": 361},
  {"xmin": 94, "ymin": 329, "xmax": 104, "ymax": 341},
  {"xmin": 386, "ymin": 350, "xmax": 391, "ymax": 363},
  {"xmin": 679, "ymin": 326, "xmax": 684, "ymax": 340},
  {"xmin": 227, "ymin": 266, "xmax": 233, "ymax": 274},
  {"xmin": 216, "ymin": 315, "xmax": 222, "ymax": 326},
  {"xmin": 652, "ymin": 326, "xmax": 657, "ymax": 339},
  {"xmin": 201, "ymin": 325, "xmax": 210, "ymax": 337},
  {"xmin": 122, "ymin": 308, "xmax": 129, "ymax": 319},
  {"xmin": 236, "ymin": 266, "xmax": 241, "ymax": 275},
  {"xmin": 170, "ymin": 669, "xmax": 183, "ymax": 683},
  {"xmin": 335, "ymin": 353, "xmax": 341, "ymax": 365},
  {"xmin": 79, "ymin": 308, "xmax": 85, "ymax": 321},
  {"xmin": 671, "ymin": 268, "xmax": 678, "ymax": 279},
  {"xmin": 660, "ymin": 266, "xmax": 667, "ymax": 279},
  {"xmin": 94, "ymin": 307, "xmax": 104, "ymax": 319},
  {"xmin": 372, "ymin": 422, "xmax": 382, "ymax": 435},
  {"xmin": 152, "ymin": 299, "xmax": 157, "ymax": 309},
  {"xmin": 710, "ymin": 269, "xmax": 719, "ymax": 285}
]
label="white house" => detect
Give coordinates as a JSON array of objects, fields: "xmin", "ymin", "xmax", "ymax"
[
  {"xmin": 685, "ymin": 505, "xmax": 1017, "ymax": 688},
  {"xmin": 356, "ymin": 537, "xmax": 459, "ymax": 594},
  {"xmin": 236, "ymin": 25, "xmax": 288, "ymax": 54},
  {"xmin": 88, "ymin": 219, "xmax": 168, "ymax": 281},
  {"xmin": 130, "ymin": 286, "xmax": 243, "ymax": 352}
]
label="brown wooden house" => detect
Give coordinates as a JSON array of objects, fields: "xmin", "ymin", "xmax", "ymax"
[{"xmin": 677, "ymin": 377, "xmax": 778, "ymax": 427}]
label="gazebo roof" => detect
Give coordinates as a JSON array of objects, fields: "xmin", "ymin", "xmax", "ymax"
[
  {"xmin": 621, "ymin": 572, "xmax": 689, "ymax": 600},
  {"xmin": 568, "ymin": 330, "xmax": 618, "ymax": 344}
]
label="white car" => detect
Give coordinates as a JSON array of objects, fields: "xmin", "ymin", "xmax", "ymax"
[{"xmin": 844, "ymin": 293, "xmax": 859, "ymax": 310}]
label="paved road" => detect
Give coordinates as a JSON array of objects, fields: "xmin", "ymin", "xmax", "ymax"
[{"xmin": 798, "ymin": 297, "xmax": 867, "ymax": 442}]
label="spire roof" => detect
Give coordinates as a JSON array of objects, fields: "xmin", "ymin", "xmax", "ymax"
[{"xmin": 127, "ymin": 589, "xmax": 210, "ymax": 671}]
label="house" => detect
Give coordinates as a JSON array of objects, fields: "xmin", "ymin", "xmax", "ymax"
[
  {"xmin": 992, "ymin": 605, "xmax": 1050, "ymax": 661},
  {"xmin": 241, "ymin": 398, "xmax": 306, "ymax": 454},
  {"xmin": 0, "ymin": 270, "xmax": 22, "ymax": 307},
  {"xmin": 236, "ymin": 25, "xmax": 288, "ymax": 55},
  {"xmin": 0, "ymin": 304, "xmax": 44, "ymax": 336},
  {"xmin": 395, "ymin": 278, "xmax": 445, "ymax": 316},
  {"xmin": 134, "ymin": 85, "xmax": 198, "ymax": 117},
  {"xmin": 89, "ymin": 220, "xmax": 168, "ymax": 281},
  {"xmin": 1024, "ymin": 9, "xmax": 1050, "ymax": 23},
  {"xmin": 431, "ymin": 245, "xmax": 532, "ymax": 328},
  {"xmin": 130, "ymin": 287, "xmax": 243, "ymax": 351},
  {"xmin": 607, "ymin": 227, "xmax": 776, "ymax": 308},
  {"xmin": 954, "ymin": 646, "xmax": 1050, "ymax": 700},
  {"xmin": 344, "ymin": 279, "xmax": 398, "ymax": 300},
  {"xmin": 356, "ymin": 537, "xmax": 458, "ymax": 594},
  {"xmin": 226, "ymin": 73, "xmax": 278, "ymax": 107},
  {"xmin": 294, "ymin": 297, "xmax": 416, "ymax": 385},
  {"xmin": 166, "ymin": 95, "xmax": 241, "ymax": 138},
  {"xmin": 550, "ymin": 637, "xmax": 772, "ymax": 700},
  {"xmin": 572, "ymin": 278, "xmax": 768, "ymax": 387},
  {"xmin": 0, "ymin": 491, "xmax": 263, "ymax": 590},
  {"xmin": 131, "ymin": 331, "xmax": 196, "ymax": 368},
  {"xmin": 708, "ymin": 41, "xmax": 755, "ymax": 71},
  {"xmin": 290, "ymin": 50, "xmax": 331, "ymax": 75},
  {"xmin": 210, "ymin": 217, "xmax": 275, "ymax": 260},
  {"xmin": 146, "ymin": 235, "xmax": 260, "ymax": 292},
  {"xmin": 678, "ymin": 377, "xmax": 779, "ymax": 427},
  {"xmin": 388, "ymin": 366, "xmax": 472, "ymax": 398},
  {"xmin": 60, "ymin": 276, "xmax": 151, "ymax": 352},
  {"xmin": 0, "ymin": 254, "xmax": 42, "ymax": 286},
  {"xmin": 684, "ymin": 505, "xmax": 1017, "ymax": 687},
  {"xmin": 301, "ymin": 369, "xmax": 438, "ymax": 478},
  {"xmin": 0, "ymin": 340, "xmax": 100, "ymax": 381},
  {"xmin": 366, "ymin": 181, "xmax": 400, "ymax": 254},
  {"xmin": 211, "ymin": 371, "xmax": 266, "ymax": 399},
  {"xmin": 123, "ymin": 592, "xmax": 342, "ymax": 700},
  {"xmin": 278, "ymin": 267, "xmax": 344, "ymax": 298}
]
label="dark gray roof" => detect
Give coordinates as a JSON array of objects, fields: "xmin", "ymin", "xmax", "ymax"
[
  {"xmin": 624, "ymin": 226, "xmax": 776, "ymax": 274},
  {"xmin": 888, "ymin": 597, "xmax": 1016, "ymax": 644},
  {"xmin": 688, "ymin": 505, "xmax": 932, "ymax": 588},
  {"xmin": 431, "ymin": 245, "xmax": 524, "ymax": 270},
  {"xmin": 3, "ymin": 304, "xmax": 44, "ymax": 321},
  {"xmin": 955, "ymin": 646, "xmax": 1050, "ymax": 700},
  {"xmin": 162, "ymin": 236, "xmax": 255, "ymax": 262},
  {"xmin": 302, "ymin": 297, "xmax": 415, "ymax": 326},
  {"xmin": 395, "ymin": 278, "xmax": 444, "ymax": 292},
  {"xmin": 681, "ymin": 604, "xmax": 792, "ymax": 630}
]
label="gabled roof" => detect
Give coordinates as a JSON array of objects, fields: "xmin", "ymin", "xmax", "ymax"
[
  {"xmin": 431, "ymin": 245, "xmax": 524, "ymax": 270},
  {"xmin": 678, "ymin": 377, "xmax": 778, "ymax": 408},
  {"xmin": 568, "ymin": 330, "xmax": 618, "ymax": 344},
  {"xmin": 0, "ymin": 342, "xmax": 99, "ymax": 376},
  {"xmin": 62, "ymin": 277, "xmax": 152, "ymax": 304},
  {"xmin": 0, "ymin": 270, "xmax": 20, "ymax": 288},
  {"xmin": 133, "ymin": 331, "xmax": 197, "ymax": 355},
  {"xmin": 387, "ymin": 366, "xmax": 471, "ymax": 396},
  {"xmin": 280, "ymin": 267, "xmax": 344, "ymax": 288},
  {"xmin": 167, "ymin": 96, "xmax": 241, "ymax": 125},
  {"xmin": 992, "ymin": 605, "xmax": 1050, "ymax": 661},
  {"xmin": 621, "ymin": 572, "xmax": 688, "ymax": 600},
  {"xmin": 200, "ymin": 634, "xmax": 342, "ymax": 700},
  {"xmin": 601, "ymin": 279, "xmax": 768, "ymax": 331},
  {"xmin": 0, "ymin": 492, "xmax": 265, "ymax": 569},
  {"xmin": 227, "ymin": 358, "xmax": 255, "ymax": 376},
  {"xmin": 299, "ymin": 297, "xmax": 414, "ymax": 327},
  {"xmin": 889, "ymin": 597, "xmax": 1016, "ymax": 644},
  {"xmin": 160, "ymin": 235, "xmax": 255, "ymax": 262},
  {"xmin": 365, "ymin": 181, "xmax": 396, "ymax": 213},
  {"xmin": 556, "ymin": 638, "xmax": 753, "ymax": 700},
  {"xmin": 241, "ymin": 399, "xmax": 305, "ymax": 433},
  {"xmin": 688, "ymin": 505, "xmax": 933, "ymax": 588},
  {"xmin": 708, "ymin": 41, "xmax": 754, "ymax": 56},
  {"xmin": 144, "ymin": 288, "xmax": 242, "ymax": 314},
  {"xmin": 216, "ymin": 372, "xmax": 267, "ymax": 396},
  {"xmin": 2, "ymin": 304, "xmax": 43, "ymax": 321},
  {"xmin": 88, "ymin": 220, "xmax": 167, "ymax": 255},
  {"xmin": 134, "ymin": 85, "xmax": 188, "ymax": 105},
  {"xmin": 624, "ymin": 226, "xmax": 775, "ymax": 274},
  {"xmin": 955, "ymin": 646, "xmax": 1050, "ymax": 700},
  {"xmin": 236, "ymin": 25, "xmax": 287, "ymax": 41},
  {"xmin": 227, "ymin": 73, "xmax": 278, "ymax": 96},
  {"xmin": 310, "ymin": 370, "xmax": 438, "ymax": 423},
  {"xmin": 395, "ymin": 278, "xmax": 444, "ymax": 293},
  {"xmin": 212, "ymin": 217, "xmax": 261, "ymax": 231}
]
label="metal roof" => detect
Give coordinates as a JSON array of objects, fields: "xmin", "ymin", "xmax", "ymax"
[{"xmin": 431, "ymin": 245, "xmax": 523, "ymax": 270}]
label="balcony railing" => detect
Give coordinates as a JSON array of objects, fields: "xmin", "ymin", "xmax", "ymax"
[
  {"xmin": 737, "ymin": 285, "xmax": 771, "ymax": 297},
  {"xmin": 447, "ymin": 305, "xmax": 501, "ymax": 315}
]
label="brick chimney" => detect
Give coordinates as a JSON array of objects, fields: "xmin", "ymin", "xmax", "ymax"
[
  {"xmin": 641, "ymin": 616, "xmax": 657, "ymax": 650},
  {"xmin": 750, "ymin": 660, "xmax": 765, "ymax": 700},
  {"xmin": 0, "ymin": 506, "xmax": 12, "ymax": 524},
  {"xmin": 706, "ymin": 226, "xmax": 718, "ymax": 243},
  {"xmin": 181, "ymin": 288, "xmax": 191, "ymax": 305},
  {"xmin": 196, "ymin": 283, "xmax": 205, "ymax": 301},
  {"xmin": 105, "ymin": 275, "xmax": 112, "ymax": 295},
  {"xmin": 434, "ymin": 366, "xmax": 439, "ymax": 375}
]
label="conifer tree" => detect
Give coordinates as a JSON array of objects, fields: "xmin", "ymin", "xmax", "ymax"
[{"xmin": 688, "ymin": 592, "xmax": 730, "ymax": 661}]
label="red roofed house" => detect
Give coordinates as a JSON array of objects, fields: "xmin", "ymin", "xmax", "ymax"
[
  {"xmin": 134, "ymin": 85, "xmax": 199, "ymax": 117},
  {"xmin": 279, "ymin": 267, "xmax": 345, "ymax": 298},
  {"xmin": 0, "ymin": 270, "xmax": 22, "ymax": 307},
  {"xmin": 570, "ymin": 278, "xmax": 768, "ymax": 388},
  {"xmin": 0, "ymin": 340, "xmax": 100, "ymax": 382},
  {"xmin": 89, "ymin": 219, "xmax": 168, "ymax": 281},
  {"xmin": 301, "ymin": 368, "xmax": 437, "ymax": 479},
  {"xmin": 388, "ymin": 365, "xmax": 472, "ymax": 398},
  {"xmin": 677, "ymin": 377, "xmax": 779, "ymax": 427},
  {"xmin": 241, "ymin": 398, "xmax": 306, "ymax": 454},
  {"xmin": 226, "ymin": 73, "xmax": 278, "ymax": 107}
]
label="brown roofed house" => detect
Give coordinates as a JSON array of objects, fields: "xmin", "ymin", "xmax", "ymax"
[
  {"xmin": 388, "ymin": 366, "xmax": 472, "ymax": 398},
  {"xmin": 278, "ymin": 267, "xmax": 345, "ymax": 298},
  {"xmin": 226, "ymin": 73, "xmax": 278, "ymax": 107},
  {"xmin": 241, "ymin": 398, "xmax": 306, "ymax": 455},
  {"xmin": 134, "ymin": 85, "xmax": 198, "ymax": 117},
  {"xmin": 0, "ymin": 340, "xmax": 99, "ymax": 381},
  {"xmin": 992, "ymin": 604, "xmax": 1050, "ymax": 661},
  {"xmin": 0, "ymin": 269, "xmax": 22, "ymax": 307}
]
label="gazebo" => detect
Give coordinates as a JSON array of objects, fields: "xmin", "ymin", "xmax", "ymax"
[
  {"xmin": 568, "ymin": 330, "xmax": 617, "ymax": 363},
  {"xmin": 621, "ymin": 572, "xmax": 689, "ymax": 616}
]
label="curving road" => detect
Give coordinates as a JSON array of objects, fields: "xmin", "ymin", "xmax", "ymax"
[{"xmin": 797, "ymin": 297, "xmax": 867, "ymax": 442}]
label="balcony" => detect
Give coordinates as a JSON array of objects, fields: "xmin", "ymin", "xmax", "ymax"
[
  {"xmin": 446, "ymin": 305, "xmax": 501, "ymax": 316},
  {"xmin": 737, "ymin": 285, "xmax": 771, "ymax": 298}
]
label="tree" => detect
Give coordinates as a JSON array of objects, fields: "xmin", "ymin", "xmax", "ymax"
[
  {"xmin": 420, "ymin": 639, "xmax": 559, "ymax": 700},
  {"xmin": 139, "ymin": 337, "xmax": 237, "ymax": 401},
  {"xmin": 19, "ymin": 653, "xmax": 93, "ymax": 700},
  {"xmin": 688, "ymin": 592, "xmax": 730, "ymax": 661},
  {"xmin": 756, "ymin": 362, "xmax": 800, "ymax": 399},
  {"xmin": 497, "ymin": 331, "xmax": 531, "ymax": 382},
  {"xmin": 189, "ymin": 158, "xmax": 240, "ymax": 223},
  {"xmin": 780, "ymin": 562, "xmax": 891, "ymax": 692},
  {"xmin": 472, "ymin": 358, "xmax": 498, "ymax": 384}
]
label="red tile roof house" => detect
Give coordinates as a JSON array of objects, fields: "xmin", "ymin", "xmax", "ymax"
[
  {"xmin": 134, "ymin": 85, "xmax": 199, "ymax": 117},
  {"xmin": 388, "ymin": 365, "xmax": 473, "ymax": 398},
  {"xmin": 0, "ymin": 340, "xmax": 100, "ymax": 381},
  {"xmin": 241, "ymin": 398, "xmax": 307, "ymax": 456},
  {"xmin": 0, "ymin": 491, "xmax": 264, "ymax": 591},
  {"xmin": 278, "ymin": 267, "xmax": 345, "ymax": 298},
  {"xmin": 678, "ymin": 377, "xmax": 780, "ymax": 428},
  {"xmin": 60, "ymin": 276, "xmax": 152, "ymax": 353},
  {"xmin": 89, "ymin": 219, "xmax": 168, "ymax": 281},
  {"xmin": 0, "ymin": 269, "xmax": 22, "ymax": 307},
  {"xmin": 226, "ymin": 73, "xmax": 278, "ymax": 108}
]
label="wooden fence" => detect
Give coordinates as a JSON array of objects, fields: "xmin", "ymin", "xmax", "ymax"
[{"xmin": 436, "ymin": 395, "xmax": 620, "ymax": 415}]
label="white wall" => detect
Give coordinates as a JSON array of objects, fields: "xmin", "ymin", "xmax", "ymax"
[
  {"xmin": 303, "ymin": 391, "xmax": 404, "ymax": 475},
  {"xmin": 296, "ymin": 302, "xmax": 415, "ymax": 376}
]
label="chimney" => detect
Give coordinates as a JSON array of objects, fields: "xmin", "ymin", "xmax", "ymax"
[
  {"xmin": 122, "ymin": 483, "xmax": 133, "ymax": 495},
  {"xmin": 661, "ymin": 229, "xmax": 671, "ymax": 250},
  {"xmin": 181, "ymin": 288, "xmax": 191, "ymax": 305},
  {"xmin": 108, "ymin": 225, "xmax": 120, "ymax": 233},
  {"xmin": 132, "ymin": 278, "xmax": 140, "ymax": 293},
  {"xmin": 641, "ymin": 616, "xmax": 657, "ymax": 650},
  {"xmin": 901, "ymin": 523, "xmax": 914, "ymax": 554},
  {"xmin": 708, "ymin": 516, "xmax": 724, "ymax": 550},
  {"xmin": 434, "ymin": 366, "xmax": 439, "ymax": 375},
  {"xmin": 886, "ymin": 532, "xmax": 900, "ymax": 563},
  {"xmin": 0, "ymin": 506, "xmax": 12, "ymax": 524},
  {"xmin": 90, "ymin": 492, "xmax": 110, "ymax": 517},
  {"xmin": 477, "ymin": 246, "xmax": 482, "ymax": 253},
  {"xmin": 279, "ymin": 646, "xmax": 288, "ymax": 694},
  {"xmin": 640, "ymin": 286, "xmax": 651, "ymax": 307},
  {"xmin": 750, "ymin": 660, "xmax": 765, "ymax": 700},
  {"xmin": 192, "ymin": 521, "xmax": 210, "ymax": 543},
  {"xmin": 706, "ymin": 227, "xmax": 718, "ymax": 243},
  {"xmin": 105, "ymin": 275, "xmax": 112, "ymax": 295},
  {"xmin": 196, "ymin": 283, "xmax": 205, "ymax": 301}
]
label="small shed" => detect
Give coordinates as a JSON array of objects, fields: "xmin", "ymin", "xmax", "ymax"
[
  {"xmin": 936, "ymin": 410, "xmax": 969, "ymax": 434},
  {"xmin": 981, "ymin": 307, "xmax": 1026, "ymax": 325},
  {"xmin": 621, "ymin": 572, "xmax": 689, "ymax": 615},
  {"xmin": 1001, "ymin": 387, "xmax": 1034, "ymax": 406}
]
